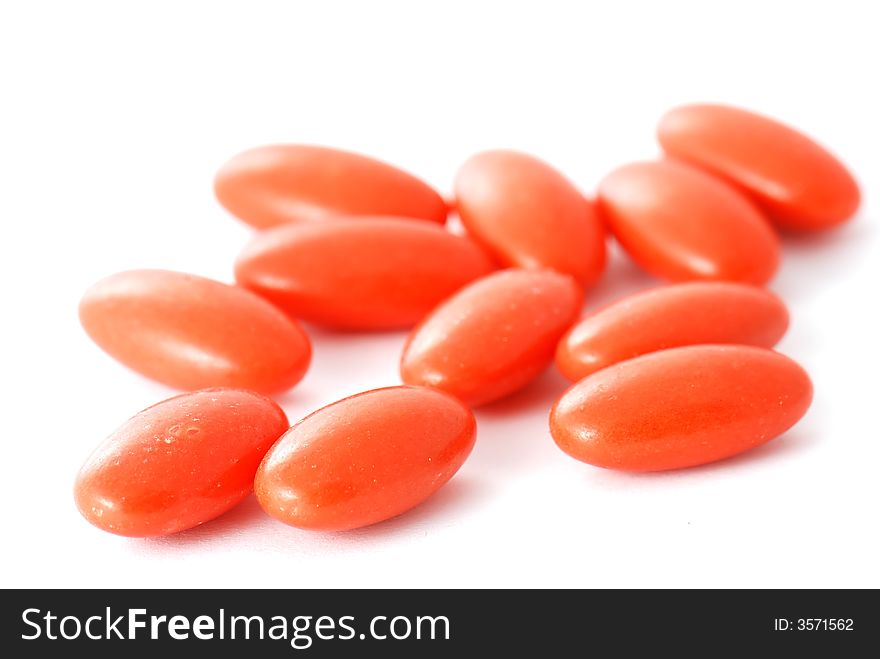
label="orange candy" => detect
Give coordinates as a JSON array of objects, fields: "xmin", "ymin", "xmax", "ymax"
[
  {"xmin": 550, "ymin": 345, "xmax": 813, "ymax": 471},
  {"xmin": 79, "ymin": 269, "xmax": 311, "ymax": 393},
  {"xmin": 214, "ymin": 144, "xmax": 448, "ymax": 229},
  {"xmin": 76, "ymin": 114, "xmax": 845, "ymax": 536},
  {"xmin": 597, "ymin": 160, "xmax": 780, "ymax": 284},
  {"xmin": 235, "ymin": 217, "xmax": 495, "ymax": 330},
  {"xmin": 401, "ymin": 269, "xmax": 582, "ymax": 406},
  {"xmin": 255, "ymin": 386, "xmax": 476, "ymax": 531},
  {"xmin": 75, "ymin": 388, "xmax": 289, "ymax": 536},
  {"xmin": 556, "ymin": 282, "xmax": 789, "ymax": 381},
  {"xmin": 454, "ymin": 150, "xmax": 607, "ymax": 288},
  {"xmin": 658, "ymin": 104, "xmax": 861, "ymax": 230}
]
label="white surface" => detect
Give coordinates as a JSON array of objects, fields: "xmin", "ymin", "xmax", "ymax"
[{"xmin": 1, "ymin": 0, "xmax": 878, "ymax": 589}]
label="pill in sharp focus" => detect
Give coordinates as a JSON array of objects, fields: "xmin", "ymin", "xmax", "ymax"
[
  {"xmin": 550, "ymin": 344, "xmax": 813, "ymax": 472},
  {"xmin": 401, "ymin": 268, "xmax": 582, "ymax": 407},
  {"xmin": 75, "ymin": 388, "xmax": 289, "ymax": 536},
  {"xmin": 255, "ymin": 386, "xmax": 476, "ymax": 531}
]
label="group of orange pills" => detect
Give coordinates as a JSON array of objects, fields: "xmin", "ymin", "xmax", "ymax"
[{"xmin": 75, "ymin": 104, "xmax": 860, "ymax": 536}]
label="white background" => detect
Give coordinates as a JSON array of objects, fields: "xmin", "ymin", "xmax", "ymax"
[{"xmin": 1, "ymin": 1, "xmax": 878, "ymax": 588}]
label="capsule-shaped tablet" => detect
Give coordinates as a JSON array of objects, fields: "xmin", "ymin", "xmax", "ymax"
[
  {"xmin": 454, "ymin": 150, "xmax": 607, "ymax": 287},
  {"xmin": 401, "ymin": 269, "xmax": 581, "ymax": 406},
  {"xmin": 551, "ymin": 345, "xmax": 812, "ymax": 471},
  {"xmin": 597, "ymin": 160, "xmax": 780, "ymax": 284},
  {"xmin": 75, "ymin": 388, "xmax": 289, "ymax": 536},
  {"xmin": 255, "ymin": 386, "xmax": 476, "ymax": 531},
  {"xmin": 658, "ymin": 104, "xmax": 861, "ymax": 230},
  {"xmin": 556, "ymin": 282, "xmax": 789, "ymax": 381},
  {"xmin": 214, "ymin": 144, "xmax": 448, "ymax": 229},
  {"xmin": 235, "ymin": 217, "xmax": 496, "ymax": 330},
  {"xmin": 79, "ymin": 269, "xmax": 311, "ymax": 393}
]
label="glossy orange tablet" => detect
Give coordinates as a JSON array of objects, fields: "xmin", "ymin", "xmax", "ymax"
[
  {"xmin": 597, "ymin": 160, "xmax": 780, "ymax": 284},
  {"xmin": 556, "ymin": 282, "xmax": 789, "ymax": 381},
  {"xmin": 550, "ymin": 345, "xmax": 812, "ymax": 471},
  {"xmin": 401, "ymin": 269, "xmax": 581, "ymax": 406},
  {"xmin": 75, "ymin": 388, "xmax": 289, "ymax": 536},
  {"xmin": 454, "ymin": 150, "xmax": 607, "ymax": 287},
  {"xmin": 79, "ymin": 269, "xmax": 311, "ymax": 393},
  {"xmin": 235, "ymin": 217, "xmax": 495, "ymax": 330},
  {"xmin": 255, "ymin": 386, "xmax": 476, "ymax": 531},
  {"xmin": 214, "ymin": 144, "xmax": 448, "ymax": 229},
  {"xmin": 658, "ymin": 104, "xmax": 861, "ymax": 230}
]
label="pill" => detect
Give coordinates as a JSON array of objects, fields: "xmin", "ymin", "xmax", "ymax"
[
  {"xmin": 556, "ymin": 282, "xmax": 789, "ymax": 381},
  {"xmin": 401, "ymin": 269, "xmax": 581, "ymax": 406},
  {"xmin": 550, "ymin": 345, "xmax": 812, "ymax": 471},
  {"xmin": 75, "ymin": 388, "xmax": 289, "ymax": 536},
  {"xmin": 658, "ymin": 104, "xmax": 861, "ymax": 230},
  {"xmin": 454, "ymin": 150, "xmax": 607, "ymax": 288},
  {"xmin": 79, "ymin": 269, "xmax": 311, "ymax": 393},
  {"xmin": 597, "ymin": 160, "xmax": 780, "ymax": 284},
  {"xmin": 214, "ymin": 144, "xmax": 448, "ymax": 229},
  {"xmin": 235, "ymin": 217, "xmax": 496, "ymax": 330},
  {"xmin": 255, "ymin": 386, "xmax": 476, "ymax": 531}
]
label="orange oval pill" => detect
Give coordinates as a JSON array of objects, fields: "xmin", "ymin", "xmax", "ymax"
[
  {"xmin": 214, "ymin": 144, "xmax": 448, "ymax": 229},
  {"xmin": 75, "ymin": 388, "xmax": 289, "ymax": 536},
  {"xmin": 597, "ymin": 160, "xmax": 780, "ymax": 284},
  {"xmin": 401, "ymin": 269, "xmax": 581, "ymax": 406},
  {"xmin": 550, "ymin": 345, "xmax": 812, "ymax": 471},
  {"xmin": 658, "ymin": 104, "xmax": 861, "ymax": 230},
  {"xmin": 255, "ymin": 386, "xmax": 476, "ymax": 531},
  {"xmin": 235, "ymin": 217, "xmax": 495, "ymax": 330},
  {"xmin": 79, "ymin": 269, "xmax": 311, "ymax": 393},
  {"xmin": 454, "ymin": 150, "xmax": 607, "ymax": 288},
  {"xmin": 556, "ymin": 282, "xmax": 789, "ymax": 381}
]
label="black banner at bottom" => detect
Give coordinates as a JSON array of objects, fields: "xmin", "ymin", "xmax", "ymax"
[{"xmin": 1, "ymin": 589, "xmax": 876, "ymax": 655}]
